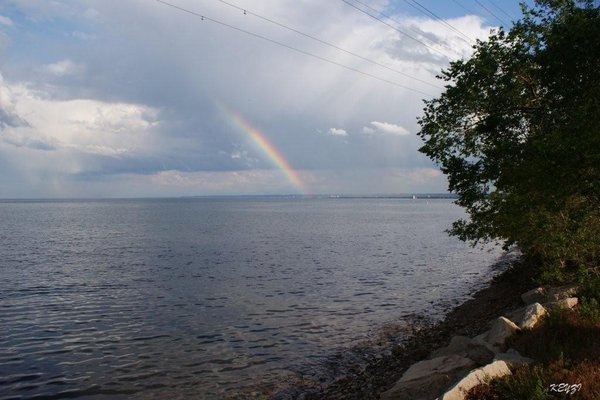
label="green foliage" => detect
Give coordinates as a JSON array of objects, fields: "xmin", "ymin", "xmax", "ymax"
[
  {"xmin": 577, "ymin": 272, "xmax": 600, "ymax": 321},
  {"xmin": 578, "ymin": 271, "xmax": 600, "ymax": 299},
  {"xmin": 469, "ymin": 359, "xmax": 600, "ymax": 400},
  {"xmin": 417, "ymin": 0, "xmax": 600, "ymax": 278},
  {"xmin": 493, "ymin": 366, "xmax": 550, "ymax": 400},
  {"xmin": 578, "ymin": 297, "xmax": 600, "ymax": 322}
]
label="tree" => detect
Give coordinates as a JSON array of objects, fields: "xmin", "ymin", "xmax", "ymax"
[{"xmin": 417, "ymin": 0, "xmax": 600, "ymax": 281}]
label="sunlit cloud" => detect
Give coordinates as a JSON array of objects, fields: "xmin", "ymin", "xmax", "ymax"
[
  {"xmin": 0, "ymin": 0, "xmax": 500, "ymax": 197},
  {"xmin": 45, "ymin": 59, "xmax": 85, "ymax": 77},
  {"xmin": 328, "ymin": 127, "xmax": 348, "ymax": 137}
]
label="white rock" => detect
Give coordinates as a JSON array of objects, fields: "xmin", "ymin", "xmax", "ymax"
[
  {"xmin": 494, "ymin": 349, "xmax": 534, "ymax": 369},
  {"xmin": 431, "ymin": 336, "xmax": 473, "ymax": 358},
  {"xmin": 438, "ymin": 360, "xmax": 512, "ymax": 400},
  {"xmin": 521, "ymin": 287, "xmax": 547, "ymax": 305},
  {"xmin": 484, "ymin": 317, "xmax": 520, "ymax": 351},
  {"xmin": 545, "ymin": 297, "xmax": 579, "ymax": 310},
  {"xmin": 431, "ymin": 336, "xmax": 494, "ymax": 366},
  {"xmin": 546, "ymin": 284, "xmax": 578, "ymax": 302},
  {"xmin": 380, "ymin": 355, "xmax": 476, "ymax": 400},
  {"xmin": 504, "ymin": 306, "xmax": 527, "ymax": 325},
  {"xmin": 472, "ymin": 331, "xmax": 498, "ymax": 355},
  {"xmin": 519, "ymin": 303, "xmax": 547, "ymax": 329},
  {"xmin": 400, "ymin": 355, "xmax": 475, "ymax": 383}
]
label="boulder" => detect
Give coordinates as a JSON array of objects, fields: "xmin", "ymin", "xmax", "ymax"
[
  {"xmin": 431, "ymin": 335, "xmax": 495, "ymax": 366},
  {"xmin": 431, "ymin": 336, "xmax": 472, "ymax": 358},
  {"xmin": 519, "ymin": 303, "xmax": 547, "ymax": 330},
  {"xmin": 504, "ymin": 306, "xmax": 527, "ymax": 326},
  {"xmin": 472, "ymin": 331, "xmax": 497, "ymax": 354},
  {"xmin": 380, "ymin": 355, "xmax": 476, "ymax": 400},
  {"xmin": 481, "ymin": 317, "xmax": 520, "ymax": 352},
  {"xmin": 438, "ymin": 360, "xmax": 511, "ymax": 400},
  {"xmin": 546, "ymin": 284, "xmax": 578, "ymax": 302},
  {"xmin": 545, "ymin": 297, "xmax": 579, "ymax": 311},
  {"xmin": 494, "ymin": 348, "xmax": 534, "ymax": 369},
  {"xmin": 521, "ymin": 287, "xmax": 547, "ymax": 305}
]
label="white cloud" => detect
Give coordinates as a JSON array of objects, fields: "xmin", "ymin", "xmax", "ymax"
[
  {"xmin": 45, "ymin": 59, "xmax": 85, "ymax": 77},
  {"xmin": 71, "ymin": 31, "xmax": 96, "ymax": 40},
  {"xmin": 0, "ymin": 0, "xmax": 498, "ymax": 196},
  {"xmin": 328, "ymin": 127, "xmax": 348, "ymax": 137},
  {"xmin": 363, "ymin": 121, "xmax": 410, "ymax": 136},
  {"xmin": 0, "ymin": 77, "xmax": 160, "ymax": 159},
  {"xmin": 0, "ymin": 73, "xmax": 29, "ymax": 129},
  {"xmin": 361, "ymin": 126, "xmax": 376, "ymax": 135},
  {"xmin": 0, "ymin": 15, "xmax": 13, "ymax": 26}
]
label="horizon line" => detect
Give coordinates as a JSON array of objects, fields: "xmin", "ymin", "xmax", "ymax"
[{"xmin": 0, "ymin": 193, "xmax": 457, "ymax": 201}]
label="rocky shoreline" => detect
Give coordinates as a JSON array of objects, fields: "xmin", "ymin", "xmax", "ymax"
[
  {"xmin": 266, "ymin": 258, "xmax": 534, "ymax": 399},
  {"xmin": 379, "ymin": 283, "xmax": 579, "ymax": 399}
]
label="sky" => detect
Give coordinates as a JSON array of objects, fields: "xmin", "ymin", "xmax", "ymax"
[{"xmin": 0, "ymin": 0, "xmax": 530, "ymax": 198}]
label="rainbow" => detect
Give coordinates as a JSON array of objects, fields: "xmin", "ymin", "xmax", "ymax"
[{"xmin": 217, "ymin": 104, "xmax": 308, "ymax": 194}]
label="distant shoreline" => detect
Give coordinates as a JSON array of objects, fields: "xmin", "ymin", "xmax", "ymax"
[{"xmin": 0, "ymin": 194, "xmax": 458, "ymax": 202}]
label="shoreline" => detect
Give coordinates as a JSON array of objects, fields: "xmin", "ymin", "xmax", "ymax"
[{"xmin": 270, "ymin": 257, "xmax": 531, "ymax": 399}]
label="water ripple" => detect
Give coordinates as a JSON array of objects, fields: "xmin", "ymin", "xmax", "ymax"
[{"xmin": 0, "ymin": 198, "xmax": 506, "ymax": 399}]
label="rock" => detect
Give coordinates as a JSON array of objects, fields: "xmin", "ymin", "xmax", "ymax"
[
  {"xmin": 399, "ymin": 355, "xmax": 475, "ymax": 383},
  {"xmin": 546, "ymin": 284, "xmax": 578, "ymax": 302},
  {"xmin": 472, "ymin": 331, "xmax": 498, "ymax": 355},
  {"xmin": 431, "ymin": 336, "xmax": 472, "ymax": 358},
  {"xmin": 380, "ymin": 355, "xmax": 476, "ymax": 400},
  {"xmin": 431, "ymin": 336, "xmax": 494, "ymax": 366},
  {"xmin": 519, "ymin": 303, "xmax": 547, "ymax": 329},
  {"xmin": 494, "ymin": 349, "xmax": 534, "ymax": 369},
  {"xmin": 438, "ymin": 360, "xmax": 511, "ymax": 400},
  {"xmin": 521, "ymin": 287, "xmax": 547, "ymax": 305},
  {"xmin": 482, "ymin": 317, "xmax": 520, "ymax": 351},
  {"xmin": 504, "ymin": 306, "xmax": 527, "ymax": 325},
  {"xmin": 465, "ymin": 343, "xmax": 496, "ymax": 366},
  {"xmin": 545, "ymin": 297, "xmax": 579, "ymax": 310}
]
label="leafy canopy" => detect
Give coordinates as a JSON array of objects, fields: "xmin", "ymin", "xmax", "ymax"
[{"xmin": 417, "ymin": 0, "xmax": 600, "ymax": 280}]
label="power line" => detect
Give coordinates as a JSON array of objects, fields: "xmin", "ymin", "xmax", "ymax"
[
  {"xmin": 473, "ymin": 0, "xmax": 509, "ymax": 26},
  {"xmin": 451, "ymin": 0, "xmax": 478, "ymax": 16},
  {"xmin": 402, "ymin": 0, "xmax": 474, "ymax": 44},
  {"xmin": 340, "ymin": 0, "xmax": 452, "ymax": 60},
  {"xmin": 485, "ymin": 0, "xmax": 516, "ymax": 22},
  {"xmin": 154, "ymin": 0, "xmax": 437, "ymax": 97},
  {"xmin": 343, "ymin": 0, "xmax": 464, "ymax": 58},
  {"xmin": 211, "ymin": 0, "xmax": 442, "ymax": 89}
]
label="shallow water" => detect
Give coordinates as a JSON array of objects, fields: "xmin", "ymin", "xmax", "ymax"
[{"xmin": 0, "ymin": 197, "xmax": 504, "ymax": 399}]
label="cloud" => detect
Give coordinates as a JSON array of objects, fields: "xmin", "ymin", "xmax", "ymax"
[
  {"xmin": 0, "ymin": 15, "xmax": 13, "ymax": 26},
  {"xmin": 0, "ymin": 0, "xmax": 498, "ymax": 197},
  {"xmin": 45, "ymin": 59, "xmax": 85, "ymax": 77},
  {"xmin": 385, "ymin": 15, "xmax": 490, "ymax": 62},
  {"xmin": 361, "ymin": 126, "xmax": 376, "ymax": 135},
  {"xmin": 0, "ymin": 74, "xmax": 29, "ymax": 129},
  {"xmin": 328, "ymin": 127, "xmax": 348, "ymax": 137},
  {"xmin": 0, "ymin": 75, "xmax": 161, "ymax": 162},
  {"xmin": 2, "ymin": 133, "xmax": 55, "ymax": 150},
  {"xmin": 363, "ymin": 121, "xmax": 410, "ymax": 136}
]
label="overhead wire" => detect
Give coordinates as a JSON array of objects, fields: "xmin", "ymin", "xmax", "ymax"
[
  {"xmin": 154, "ymin": 0, "xmax": 437, "ymax": 97},
  {"xmin": 342, "ymin": 0, "xmax": 464, "ymax": 58},
  {"xmin": 401, "ymin": 0, "xmax": 474, "ymax": 44},
  {"xmin": 473, "ymin": 0, "xmax": 509, "ymax": 26},
  {"xmin": 211, "ymin": 0, "xmax": 442, "ymax": 89},
  {"xmin": 340, "ymin": 0, "xmax": 453, "ymax": 60},
  {"xmin": 451, "ymin": 0, "xmax": 479, "ymax": 16},
  {"xmin": 484, "ymin": 0, "xmax": 517, "ymax": 22}
]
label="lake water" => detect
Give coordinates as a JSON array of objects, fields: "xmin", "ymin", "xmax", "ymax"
[{"xmin": 0, "ymin": 197, "xmax": 505, "ymax": 399}]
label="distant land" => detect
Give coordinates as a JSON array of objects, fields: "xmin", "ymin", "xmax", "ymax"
[
  {"xmin": 182, "ymin": 193, "xmax": 459, "ymax": 200},
  {"xmin": 0, "ymin": 194, "xmax": 459, "ymax": 201}
]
